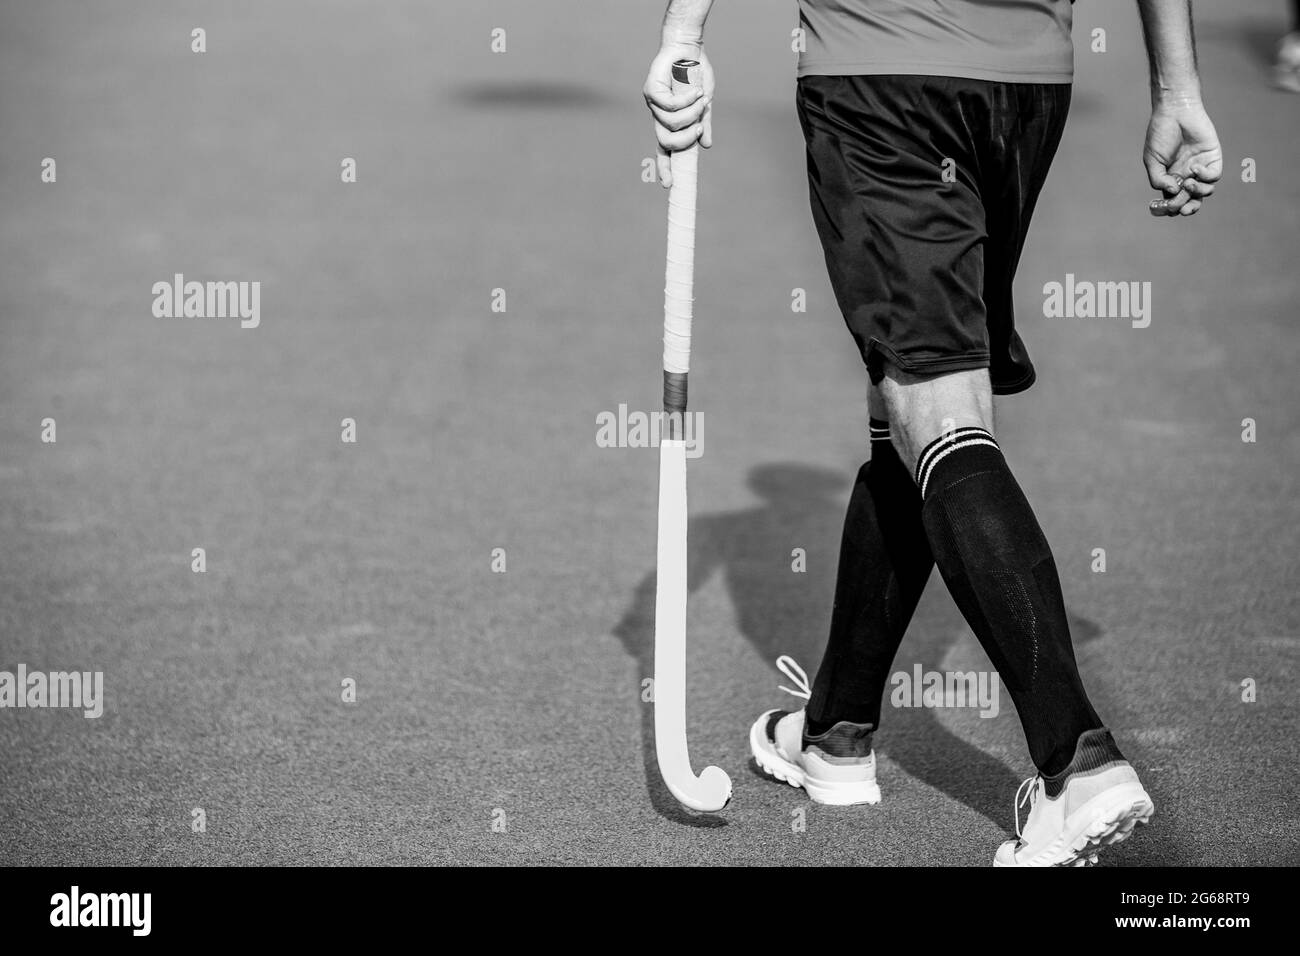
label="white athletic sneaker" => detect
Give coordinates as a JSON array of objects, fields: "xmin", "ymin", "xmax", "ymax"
[
  {"xmin": 748, "ymin": 656, "xmax": 882, "ymax": 806},
  {"xmin": 994, "ymin": 729, "xmax": 1155, "ymax": 867}
]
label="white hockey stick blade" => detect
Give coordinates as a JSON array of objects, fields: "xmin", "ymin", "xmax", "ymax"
[{"xmin": 653, "ymin": 439, "xmax": 733, "ymax": 812}]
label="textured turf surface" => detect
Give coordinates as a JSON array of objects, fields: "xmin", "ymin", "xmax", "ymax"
[{"xmin": 0, "ymin": 1, "xmax": 1296, "ymax": 866}]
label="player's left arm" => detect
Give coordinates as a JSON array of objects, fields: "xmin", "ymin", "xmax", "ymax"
[{"xmin": 1136, "ymin": 0, "xmax": 1223, "ymax": 218}]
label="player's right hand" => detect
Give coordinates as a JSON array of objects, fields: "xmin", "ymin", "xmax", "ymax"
[{"xmin": 643, "ymin": 45, "xmax": 714, "ymax": 188}]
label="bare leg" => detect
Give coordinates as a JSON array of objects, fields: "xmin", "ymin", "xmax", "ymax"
[{"xmin": 878, "ymin": 366, "xmax": 993, "ymax": 474}]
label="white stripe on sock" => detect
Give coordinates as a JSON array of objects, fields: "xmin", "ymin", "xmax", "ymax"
[
  {"xmin": 915, "ymin": 428, "xmax": 994, "ymax": 478},
  {"xmin": 919, "ymin": 437, "xmax": 1000, "ymax": 498}
]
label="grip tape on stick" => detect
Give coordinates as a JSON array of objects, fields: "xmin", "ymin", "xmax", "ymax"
[{"xmin": 662, "ymin": 59, "xmax": 701, "ymax": 388}]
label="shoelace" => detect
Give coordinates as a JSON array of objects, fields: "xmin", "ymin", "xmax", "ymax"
[
  {"xmin": 1013, "ymin": 776, "xmax": 1041, "ymax": 838},
  {"xmin": 775, "ymin": 655, "xmax": 811, "ymax": 701}
]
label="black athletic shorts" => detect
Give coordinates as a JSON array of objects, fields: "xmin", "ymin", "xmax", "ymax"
[{"xmin": 797, "ymin": 74, "xmax": 1072, "ymax": 395}]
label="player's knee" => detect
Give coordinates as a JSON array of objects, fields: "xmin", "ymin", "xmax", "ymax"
[{"xmin": 878, "ymin": 364, "xmax": 993, "ymax": 469}]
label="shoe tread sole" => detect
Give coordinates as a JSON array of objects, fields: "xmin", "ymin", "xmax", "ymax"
[{"xmin": 995, "ymin": 789, "xmax": 1155, "ymax": 867}]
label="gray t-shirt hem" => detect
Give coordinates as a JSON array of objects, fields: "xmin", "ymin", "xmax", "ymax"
[{"xmin": 796, "ymin": 60, "xmax": 1074, "ymax": 83}]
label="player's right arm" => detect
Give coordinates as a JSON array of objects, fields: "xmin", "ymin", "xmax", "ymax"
[
  {"xmin": 1136, "ymin": 0, "xmax": 1223, "ymax": 217},
  {"xmin": 644, "ymin": 0, "xmax": 716, "ymax": 188}
]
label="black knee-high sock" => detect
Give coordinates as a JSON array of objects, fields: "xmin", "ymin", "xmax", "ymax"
[
  {"xmin": 805, "ymin": 419, "xmax": 934, "ymax": 739},
  {"xmin": 915, "ymin": 427, "xmax": 1104, "ymax": 776}
]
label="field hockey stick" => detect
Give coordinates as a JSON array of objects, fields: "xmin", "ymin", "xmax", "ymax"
[{"xmin": 652, "ymin": 58, "xmax": 732, "ymax": 814}]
